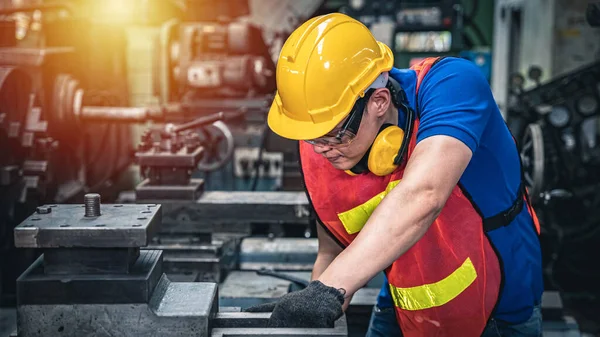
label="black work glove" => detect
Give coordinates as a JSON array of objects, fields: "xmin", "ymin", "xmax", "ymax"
[{"xmin": 244, "ymin": 280, "xmax": 344, "ymax": 328}]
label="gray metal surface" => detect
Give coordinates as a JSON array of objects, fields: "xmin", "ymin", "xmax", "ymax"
[
  {"xmin": 219, "ymin": 271, "xmax": 382, "ymax": 310},
  {"xmin": 17, "ymin": 250, "xmax": 164, "ymax": 305},
  {"xmin": 239, "ymin": 237, "xmax": 318, "ymax": 271},
  {"xmin": 13, "ymin": 203, "xmax": 161, "ymax": 248},
  {"xmin": 211, "ymin": 314, "xmax": 347, "ymax": 337},
  {"xmin": 0, "ymin": 47, "xmax": 74, "ymax": 67},
  {"xmin": 136, "ymin": 178, "xmax": 204, "ymax": 201},
  {"xmin": 152, "ymin": 192, "xmax": 310, "ymax": 233},
  {"xmin": 137, "ymin": 146, "xmax": 204, "ymax": 168},
  {"xmin": 219, "ymin": 271, "xmax": 292, "ymax": 308},
  {"xmin": 17, "ymin": 275, "xmax": 218, "ymax": 337},
  {"xmin": 148, "ymin": 234, "xmax": 240, "ymax": 282}
]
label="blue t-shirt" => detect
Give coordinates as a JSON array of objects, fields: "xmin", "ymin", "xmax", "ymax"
[{"xmin": 376, "ymin": 57, "xmax": 543, "ymax": 323}]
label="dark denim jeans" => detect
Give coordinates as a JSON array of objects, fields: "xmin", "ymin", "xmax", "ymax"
[{"xmin": 365, "ymin": 305, "xmax": 543, "ymax": 337}]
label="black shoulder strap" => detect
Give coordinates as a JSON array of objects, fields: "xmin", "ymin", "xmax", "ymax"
[
  {"xmin": 482, "ymin": 123, "xmax": 530, "ymax": 232},
  {"xmin": 482, "ymin": 183, "xmax": 525, "ymax": 232}
]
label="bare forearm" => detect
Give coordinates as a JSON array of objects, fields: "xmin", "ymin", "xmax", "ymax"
[
  {"xmin": 311, "ymin": 252, "xmax": 337, "ymax": 281},
  {"xmin": 317, "ymin": 184, "xmax": 442, "ymax": 295},
  {"xmin": 312, "ymin": 251, "xmax": 354, "ymax": 310}
]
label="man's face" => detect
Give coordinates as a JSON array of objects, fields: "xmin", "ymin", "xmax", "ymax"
[{"xmin": 310, "ymin": 89, "xmax": 390, "ymax": 170}]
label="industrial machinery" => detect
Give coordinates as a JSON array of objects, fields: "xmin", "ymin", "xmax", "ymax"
[
  {"xmin": 588, "ymin": 1, "xmax": 600, "ymax": 27},
  {"xmin": 11, "ymin": 194, "xmax": 348, "ymax": 337},
  {"xmin": 510, "ymin": 60, "xmax": 600, "ymax": 294},
  {"xmin": 154, "ymin": 0, "xmax": 275, "ymax": 106},
  {"xmin": 0, "ymin": 0, "xmax": 292, "ymax": 308}
]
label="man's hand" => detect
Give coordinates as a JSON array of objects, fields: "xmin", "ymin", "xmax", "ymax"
[{"xmin": 244, "ymin": 280, "xmax": 344, "ymax": 328}]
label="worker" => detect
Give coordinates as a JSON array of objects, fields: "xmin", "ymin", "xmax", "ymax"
[{"xmin": 246, "ymin": 12, "xmax": 544, "ymax": 337}]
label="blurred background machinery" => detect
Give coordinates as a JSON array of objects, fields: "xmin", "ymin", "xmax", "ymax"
[
  {"xmin": 499, "ymin": 0, "xmax": 600, "ymax": 332},
  {"xmin": 0, "ymin": 0, "xmax": 598, "ymax": 336}
]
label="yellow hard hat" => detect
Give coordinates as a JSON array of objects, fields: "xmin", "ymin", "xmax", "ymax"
[{"xmin": 267, "ymin": 13, "xmax": 394, "ymax": 140}]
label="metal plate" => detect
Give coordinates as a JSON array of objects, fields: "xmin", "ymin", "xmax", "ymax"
[
  {"xmin": 14, "ymin": 204, "xmax": 161, "ymax": 248},
  {"xmin": 211, "ymin": 314, "xmax": 348, "ymax": 337},
  {"xmin": 148, "ymin": 234, "xmax": 239, "ymax": 283},
  {"xmin": 17, "ymin": 275, "xmax": 217, "ymax": 337},
  {"xmin": 136, "ymin": 146, "xmax": 204, "ymax": 168},
  {"xmin": 239, "ymin": 238, "xmax": 318, "ymax": 271},
  {"xmin": 146, "ymin": 192, "xmax": 311, "ymax": 234},
  {"xmin": 17, "ymin": 250, "xmax": 163, "ymax": 305},
  {"xmin": 136, "ymin": 178, "xmax": 204, "ymax": 201}
]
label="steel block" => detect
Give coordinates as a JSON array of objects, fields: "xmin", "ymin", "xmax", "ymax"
[
  {"xmin": 148, "ymin": 233, "xmax": 240, "ymax": 282},
  {"xmin": 136, "ymin": 178, "xmax": 205, "ymax": 201},
  {"xmin": 153, "ymin": 191, "xmax": 311, "ymax": 233},
  {"xmin": 239, "ymin": 237, "xmax": 318, "ymax": 271},
  {"xmin": 13, "ymin": 203, "xmax": 161, "ymax": 248},
  {"xmin": 17, "ymin": 250, "xmax": 163, "ymax": 305},
  {"xmin": 17, "ymin": 275, "xmax": 218, "ymax": 337},
  {"xmin": 211, "ymin": 312, "xmax": 347, "ymax": 337}
]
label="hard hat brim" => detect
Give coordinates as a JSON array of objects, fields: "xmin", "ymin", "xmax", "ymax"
[
  {"xmin": 267, "ymin": 41, "xmax": 394, "ymax": 141},
  {"xmin": 267, "ymin": 92, "xmax": 347, "ymax": 140}
]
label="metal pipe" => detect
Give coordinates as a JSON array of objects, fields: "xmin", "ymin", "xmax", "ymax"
[
  {"xmin": 80, "ymin": 106, "xmax": 166, "ymax": 123},
  {"xmin": 0, "ymin": 3, "xmax": 74, "ymax": 15},
  {"xmin": 172, "ymin": 111, "xmax": 226, "ymax": 133}
]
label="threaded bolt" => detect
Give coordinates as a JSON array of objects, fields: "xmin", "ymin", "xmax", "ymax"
[{"xmin": 84, "ymin": 193, "xmax": 101, "ymax": 217}]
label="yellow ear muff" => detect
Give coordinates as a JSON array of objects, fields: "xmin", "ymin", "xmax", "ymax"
[{"xmin": 367, "ymin": 126, "xmax": 405, "ymax": 176}]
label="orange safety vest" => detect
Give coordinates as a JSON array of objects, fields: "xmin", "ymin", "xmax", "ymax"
[{"xmin": 300, "ymin": 58, "xmax": 504, "ymax": 337}]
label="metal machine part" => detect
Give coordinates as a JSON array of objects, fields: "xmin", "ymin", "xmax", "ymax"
[
  {"xmin": 152, "ymin": 191, "xmax": 311, "ymax": 232},
  {"xmin": 12, "ymin": 195, "xmax": 213, "ymax": 336},
  {"xmin": 136, "ymin": 191, "xmax": 311, "ymax": 282},
  {"xmin": 239, "ymin": 237, "xmax": 318, "ymax": 271},
  {"xmin": 49, "ymin": 73, "xmax": 247, "ymax": 125},
  {"xmin": 210, "ymin": 311, "xmax": 347, "ymax": 337},
  {"xmin": 147, "ymin": 232, "xmax": 241, "ymax": 283},
  {"xmin": 196, "ymin": 120, "xmax": 235, "ymax": 172},
  {"xmin": 12, "ymin": 195, "xmax": 347, "ymax": 337},
  {"xmin": 547, "ymin": 106, "xmax": 571, "ymax": 128},
  {"xmin": 0, "ymin": 67, "xmax": 34, "ymax": 194},
  {"xmin": 135, "ymin": 112, "xmax": 239, "ymax": 201},
  {"xmin": 155, "ymin": 12, "xmax": 276, "ymax": 104},
  {"xmin": 587, "ymin": 1, "xmax": 600, "ymax": 27},
  {"xmin": 18, "ymin": 275, "xmax": 218, "ymax": 337},
  {"xmin": 136, "ymin": 132, "xmax": 205, "ymax": 201},
  {"xmin": 520, "ymin": 123, "xmax": 546, "ymax": 201},
  {"xmin": 234, "ymin": 147, "xmax": 284, "ymax": 180},
  {"xmin": 576, "ymin": 95, "xmax": 598, "ymax": 116},
  {"xmin": 219, "ymin": 270, "xmax": 381, "ymax": 336},
  {"xmin": 174, "ymin": 21, "xmax": 275, "ymax": 97}
]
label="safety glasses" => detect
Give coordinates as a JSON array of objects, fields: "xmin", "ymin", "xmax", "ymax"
[{"xmin": 305, "ymin": 89, "xmax": 375, "ymax": 147}]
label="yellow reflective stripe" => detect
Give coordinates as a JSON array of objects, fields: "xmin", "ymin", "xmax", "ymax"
[
  {"xmin": 337, "ymin": 180, "xmax": 401, "ymax": 234},
  {"xmin": 389, "ymin": 257, "xmax": 477, "ymax": 311}
]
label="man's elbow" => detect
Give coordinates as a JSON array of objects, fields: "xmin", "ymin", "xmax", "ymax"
[{"xmin": 405, "ymin": 183, "xmax": 447, "ymax": 227}]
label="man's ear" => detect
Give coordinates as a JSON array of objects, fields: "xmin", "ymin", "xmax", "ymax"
[{"xmin": 368, "ymin": 88, "xmax": 391, "ymax": 118}]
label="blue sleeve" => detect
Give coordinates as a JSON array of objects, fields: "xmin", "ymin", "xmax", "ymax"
[{"xmin": 416, "ymin": 57, "xmax": 495, "ymax": 152}]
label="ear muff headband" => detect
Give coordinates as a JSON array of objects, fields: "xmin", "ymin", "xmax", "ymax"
[
  {"xmin": 393, "ymin": 88, "xmax": 415, "ymax": 167},
  {"xmin": 345, "ymin": 77, "xmax": 415, "ymax": 176}
]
